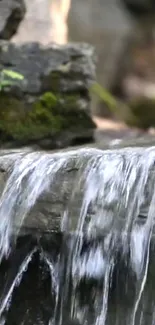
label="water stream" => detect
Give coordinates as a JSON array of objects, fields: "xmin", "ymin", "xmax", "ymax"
[{"xmin": 0, "ymin": 147, "xmax": 154, "ymax": 324}]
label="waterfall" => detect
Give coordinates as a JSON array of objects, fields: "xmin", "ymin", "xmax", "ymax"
[
  {"xmin": 0, "ymin": 147, "xmax": 154, "ymax": 324},
  {"xmin": 0, "ymin": 248, "xmax": 37, "ymax": 320}
]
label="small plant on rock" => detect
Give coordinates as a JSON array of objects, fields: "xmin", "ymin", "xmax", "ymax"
[{"xmin": 0, "ymin": 69, "xmax": 24, "ymax": 91}]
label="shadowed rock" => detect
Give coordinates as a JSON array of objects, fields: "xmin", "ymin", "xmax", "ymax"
[
  {"xmin": 0, "ymin": 0, "xmax": 26, "ymax": 40},
  {"xmin": 120, "ymin": 0, "xmax": 155, "ymax": 18}
]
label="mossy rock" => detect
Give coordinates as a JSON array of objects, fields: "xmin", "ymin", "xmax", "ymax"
[
  {"xmin": 0, "ymin": 92, "xmax": 95, "ymax": 147},
  {"xmin": 126, "ymin": 97, "xmax": 155, "ymax": 129}
]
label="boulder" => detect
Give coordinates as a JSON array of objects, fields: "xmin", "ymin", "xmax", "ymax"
[
  {"xmin": 0, "ymin": 41, "xmax": 96, "ymax": 148},
  {"xmin": 0, "ymin": 0, "xmax": 26, "ymax": 40}
]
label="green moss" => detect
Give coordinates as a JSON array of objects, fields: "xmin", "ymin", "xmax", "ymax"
[
  {"xmin": 126, "ymin": 97, "xmax": 155, "ymax": 129},
  {"xmin": 39, "ymin": 92, "xmax": 58, "ymax": 108},
  {"xmin": 0, "ymin": 91, "xmax": 94, "ymax": 144}
]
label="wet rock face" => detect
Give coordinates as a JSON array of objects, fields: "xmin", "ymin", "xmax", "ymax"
[
  {"xmin": 0, "ymin": 0, "xmax": 26, "ymax": 40},
  {"xmin": 0, "ymin": 41, "xmax": 96, "ymax": 148},
  {"xmin": 0, "ymin": 147, "xmax": 154, "ymax": 236},
  {"xmin": 1, "ymin": 232, "xmax": 155, "ymax": 325}
]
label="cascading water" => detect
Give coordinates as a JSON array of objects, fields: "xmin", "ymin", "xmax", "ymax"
[{"xmin": 0, "ymin": 147, "xmax": 154, "ymax": 324}]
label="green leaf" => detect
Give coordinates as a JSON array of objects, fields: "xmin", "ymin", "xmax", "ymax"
[
  {"xmin": 2, "ymin": 69, "xmax": 24, "ymax": 80},
  {"xmin": 90, "ymin": 82, "xmax": 117, "ymax": 114},
  {"xmin": 91, "ymin": 82, "xmax": 116, "ymax": 106}
]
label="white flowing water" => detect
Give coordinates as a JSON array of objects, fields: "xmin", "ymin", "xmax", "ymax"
[{"xmin": 0, "ymin": 147, "xmax": 154, "ymax": 325}]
